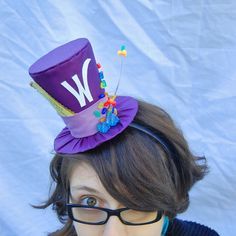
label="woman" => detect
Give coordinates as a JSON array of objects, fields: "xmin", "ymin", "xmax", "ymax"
[{"xmin": 29, "ymin": 38, "xmax": 219, "ymax": 235}]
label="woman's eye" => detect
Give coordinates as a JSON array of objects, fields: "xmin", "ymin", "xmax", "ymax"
[{"xmin": 80, "ymin": 196, "xmax": 98, "ymax": 207}]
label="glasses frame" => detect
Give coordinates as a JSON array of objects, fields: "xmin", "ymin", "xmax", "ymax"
[{"xmin": 66, "ymin": 188, "xmax": 163, "ymax": 226}]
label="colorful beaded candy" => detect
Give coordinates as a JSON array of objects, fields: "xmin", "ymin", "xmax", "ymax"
[
  {"xmin": 95, "ymin": 62, "xmax": 119, "ymax": 133},
  {"xmin": 95, "ymin": 45, "xmax": 127, "ymax": 133}
]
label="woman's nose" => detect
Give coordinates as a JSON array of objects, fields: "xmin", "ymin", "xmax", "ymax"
[{"xmin": 103, "ymin": 215, "xmax": 127, "ymax": 236}]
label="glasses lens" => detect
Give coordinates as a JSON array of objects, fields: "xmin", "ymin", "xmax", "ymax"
[
  {"xmin": 72, "ymin": 207, "xmax": 107, "ymax": 223},
  {"xmin": 120, "ymin": 209, "xmax": 158, "ymax": 224}
]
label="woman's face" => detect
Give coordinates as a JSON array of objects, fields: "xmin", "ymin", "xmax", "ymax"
[{"xmin": 69, "ymin": 161, "xmax": 164, "ymax": 236}]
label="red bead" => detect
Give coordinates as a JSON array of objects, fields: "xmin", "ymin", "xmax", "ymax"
[
  {"xmin": 104, "ymin": 101, "xmax": 110, "ymax": 107},
  {"xmin": 107, "ymin": 98, "xmax": 116, "ymax": 106},
  {"xmin": 97, "ymin": 63, "xmax": 101, "ymax": 69},
  {"xmin": 111, "ymin": 100, "xmax": 116, "ymax": 106}
]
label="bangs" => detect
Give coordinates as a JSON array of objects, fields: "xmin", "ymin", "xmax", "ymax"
[{"xmin": 67, "ymin": 126, "xmax": 176, "ymax": 212}]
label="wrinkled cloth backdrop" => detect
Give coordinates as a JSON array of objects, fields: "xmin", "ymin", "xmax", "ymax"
[{"xmin": 0, "ymin": 1, "xmax": 235, "ymax": 235}]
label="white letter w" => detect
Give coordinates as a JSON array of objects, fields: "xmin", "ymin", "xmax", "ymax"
[{"xmin": 61, "ymin": 58, "xmax": 93, "ymax": 108}]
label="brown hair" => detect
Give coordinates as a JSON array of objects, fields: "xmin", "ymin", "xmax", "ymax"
[{"xmin": 32, "ymin": 99, "xmax": 208, "ymax": 235}]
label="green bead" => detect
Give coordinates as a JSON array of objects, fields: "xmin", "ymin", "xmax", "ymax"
[
  {"xmin": 100, "ymin": 80, "xmax": 107, "ymax": 88},
  {"xmin": 121, "ymin": 45, "xmax": 126, "ymax": 51},
  {"xmin": 93, "ymin": 110, "xmax": 101, "ymax": 118}
]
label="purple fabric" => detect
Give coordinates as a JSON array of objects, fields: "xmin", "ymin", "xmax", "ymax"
[
  {"xmin": 61, "ymin": 96, "xmax": 107, "ymax": 138},
  {"xmin": 54, "ymin": 96, "xmax": 138, "ymax": 154},
  {"xmin": 29, "ymin": 38, "xmax": 139, "ymax": 154},
  {"xmin": 29, "ymin": 38, "xmax": 104, "ymax": 113}
]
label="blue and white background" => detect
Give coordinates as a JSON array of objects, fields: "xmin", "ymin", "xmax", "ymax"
[{"xmin": 0, "ymin": 0, "xmax": 235, "ymax": 235}]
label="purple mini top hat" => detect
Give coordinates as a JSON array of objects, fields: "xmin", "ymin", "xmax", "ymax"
[{"xmin": 29, "ymin": 38, "xmax": 138, "ymax": 154}]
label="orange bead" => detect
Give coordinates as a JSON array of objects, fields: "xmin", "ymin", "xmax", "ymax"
[
  {"xmin": 111, "ymin": 100, "xmax": 116, "ymax": 106},
  {"xmin": 104, "ymin": 92, "xmax": 108, "ymax": 98},
  {"xmin": 99, "ymin": 117, "xmax": 106, "ymax": 122}
]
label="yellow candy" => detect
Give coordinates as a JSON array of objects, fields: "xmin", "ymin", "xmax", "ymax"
[
  {"xmin": 121, "ymin": 50, "xmax": 127, "ymax": 56},
  {"xmin": 117, "ymin": 50, "xmax": 127, "ymax": 57},
  {"xmin": 98, "ymin": 102, "xmax": 104, "ymax": 109}
]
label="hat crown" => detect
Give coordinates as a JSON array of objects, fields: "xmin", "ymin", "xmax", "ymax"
[
  {"xmin": 29, "ymin": 38, "xmax": 89, "ymax": 75},
  {"xmin": 29, "ymin": 38, "xmax": 104, "ymax": 113}
]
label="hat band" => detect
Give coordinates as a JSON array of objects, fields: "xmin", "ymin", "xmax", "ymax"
[{"xmin": 61, "ymin": 97, "xmax": 107, "ymax": 138}]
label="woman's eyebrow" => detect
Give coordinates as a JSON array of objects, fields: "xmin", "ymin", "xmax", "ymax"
[{"xmin": 71, "ymin": 185, "xmax": 101, "ymax": 195}]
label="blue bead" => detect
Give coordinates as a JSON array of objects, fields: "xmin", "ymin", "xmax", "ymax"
[
  {"xmin": 102, "ymin": 107, "xmax": 107, "ymax": 114},
  {"xmin": 105, "ymin": 113, "xmax": 119, "ymax": 127},
  {"xmin": 97, "ymin": 122, "xmax": 110, "ymax": 133},
  {"xmin": 105, "ymin": 112, "xmax": 112, "ymax": 124},
  {"xmin": 99, "ymin": 71, "xmax": 104, "ymax": 79},
  {"xmin": 99, "ymin": 93, "xmax": 105, "ymax": 99},
  {"xmin": 109, "ymin": 114, "xmax": 120, "ymax": 126}
]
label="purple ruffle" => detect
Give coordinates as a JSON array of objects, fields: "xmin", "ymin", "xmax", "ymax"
[{"xmin": 54, "ymin": 96, "xmax": 138, "ymax": 154}]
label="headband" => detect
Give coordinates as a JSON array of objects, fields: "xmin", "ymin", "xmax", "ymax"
[{"xmin": 129, "ymin": 122, "xmax": 172, "ymax": 159}]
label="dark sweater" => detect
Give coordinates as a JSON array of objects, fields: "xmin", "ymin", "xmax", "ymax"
[{"xmin": 166, "ymin": 218, "xmax": 220, "ymax": 236}]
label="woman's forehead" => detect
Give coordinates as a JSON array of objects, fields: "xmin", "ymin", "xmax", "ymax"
[
  {"xmin": 70, "ymin": 162, "xmax": 99, "ymax": 186},
  {"xmin": 70, "ymin": 162, "xmax": 108, "ymax": 196}
]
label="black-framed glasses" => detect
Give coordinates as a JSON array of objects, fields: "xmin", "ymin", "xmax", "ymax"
[{"xmin": 66, "ymin": 189, "xmax": 163, "ymax": 226}]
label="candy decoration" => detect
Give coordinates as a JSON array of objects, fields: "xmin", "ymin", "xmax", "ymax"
[
  {"xmin": 104, "ymin": 101, "xmax": 110, "ymax": 107},
  {"xmin": 99, "ymin": 71, "xmax": 104, "ymax": 80},
  {"xmin": 93, "ymin": 110, "xmax": 101, "ymax": 118},
  {"xmin": 117, "ymin": 50, "xmax": 127, "ymax": 56},
  {"xmin": 117, "ymin": 45, "xmax": 127, "ymax": 57},
  {"xmin": 99, "ymin": 117, "xmax": 106, "ymax": 122},
  {"xmin": 99, "ymin": 93, "xmax": 105, "ymax": 99},
  {"xmin": 97, "ymin": 122, "xmax": 110, "ymax": 133},
  {"xmin": 100, "ymin": 80, "xmax": 107, "ymax": 88},
  {"xmin": 97, "ymin": 63, "xmax": 101, "ymax": 69},
  {"xmin": 107, "ymin": 97, "xmax": 116, "ymax": 106},
  {"xmin": 102, "ymin": 107, "xmax": 107, "ymax": 114},
  {"xmin": 111, "ymin": 100, "xmax": 116, "ymax": 106},
  {"xmin": 98, "ymin": 102, "xmax": 104, "ymax": 109},
  {"xmin": 109, "ymin": 113, "xmax": 120, "ymax": 126},
  {"xmin": 96, "ymin": 46, "xmax": 125, "ymax": 133},
  {"xmin": 105, "ymin": 111, "xmax": 112, "ymax": 124}
]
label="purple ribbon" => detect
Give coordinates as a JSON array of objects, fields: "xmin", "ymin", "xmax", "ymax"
[{"xmin": 60, "ymin": 97, "xmax": 107, "ymax": 138}]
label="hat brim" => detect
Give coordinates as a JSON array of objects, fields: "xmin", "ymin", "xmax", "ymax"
[{"xmin": 54, "ymin": 96, "xmax": 138, "ymax": 154}]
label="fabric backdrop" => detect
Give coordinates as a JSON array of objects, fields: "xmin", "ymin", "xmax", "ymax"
[{"xmin": 0, "ymin": 0, "xmax": 235, "ymax": 235}]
